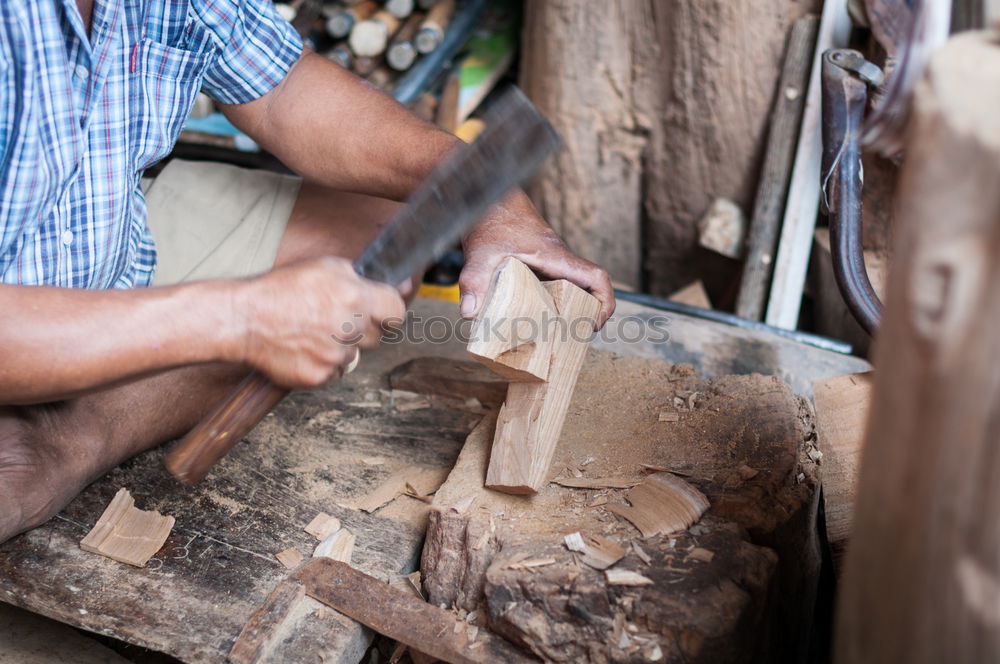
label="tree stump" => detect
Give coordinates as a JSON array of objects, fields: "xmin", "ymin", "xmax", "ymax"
[{"xmin": 419, "ymin": 351, "xmax": 821, "ymax": 662}]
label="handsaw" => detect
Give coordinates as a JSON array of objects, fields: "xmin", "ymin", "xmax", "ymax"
[{"xmin": 165, "ymin": 87, "xmax": 560, "ymax": 484}]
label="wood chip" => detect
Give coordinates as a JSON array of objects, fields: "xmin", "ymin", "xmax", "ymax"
[
  {"xmin": 564, "ymin": 532, "xmax": 626, "ymax": 570},
  {"xmin": 395, "ymin": 398, "xmax": 432, "ymax": 412},
  {"xmin": 275, "ymin": 548, "xmax": 304, "ymax": 569},
  {"xmin": 313, "ymin": 529, "xmax": 355, "ymax": 564},
  {"xmin": 631, "ymin": 543, "xmax": 652, "ymax": 565},
  {"xmin": 607, "ymin": 472, "xmax": 710, "ymax": 537},
  {"xmin": 737, "ymin": 464, "xmax": 759, "ymax": 480},
  {"xmin": 588, "ymin": 495, "xmax": 609, "ymax": 507},
  {"xmin": 79, "ymin": 488, "xmax": 174, "ymax": 567},
  {"xmin": 351, "ymin": 466, "xmax": 449, "ymax": 512},
  {"xmin": 658, "ymin": 411, "xmax": 680, "ymax": 422},
  {"xmin": 605, "ymin": 569, "xmax": 654, "ymax": 586},
  {"xmin": 304, "ymin": 512, "xmax": 342, "ymax": 540},
  {"xmin": 506, "ymin": 557, "xmax": 556, "ymax": 571},
  {"xmin": 686, "ymin": 547, "xmax": 716, "ymax": 564},
  {"xmin": 553, "ymin": 477, "xmax": 642, "ymax": 489}
]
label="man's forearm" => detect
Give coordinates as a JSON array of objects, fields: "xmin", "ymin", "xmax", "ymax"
[
  {"xmin": 221, "ymin": 50, "xmax": 460, "ymax": 201},
  {"xmin": 0, "ymin": 282, "xmax": 239, "ymax": 405}
]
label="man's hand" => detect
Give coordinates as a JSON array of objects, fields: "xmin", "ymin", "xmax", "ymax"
[
  {"xmin": 460, "ymin": 192, "xmax": 616, "ymax": 329},
  {"xmin": 232, "ymin": 257, "xmax": 405, "ymax": 389}
]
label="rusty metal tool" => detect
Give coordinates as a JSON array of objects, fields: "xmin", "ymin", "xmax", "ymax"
[{"xmin": 165, "ymin": 87, "xmax": 560, "ymax": 484}]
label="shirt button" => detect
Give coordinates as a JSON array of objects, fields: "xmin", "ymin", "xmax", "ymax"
[
  {"xmin": 74, "ymin": 64, "xmax": 89, "ymax": 80},
  {"xmin": 61, "ymin": 230, "xmax": 74, "ymax": 246}
]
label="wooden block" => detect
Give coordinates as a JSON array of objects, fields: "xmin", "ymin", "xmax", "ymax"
[
  {"xmin": 812, "ymin": 371, "xmax": 873, "ymax": 569},
  {"xmin": 229, "ymin": 580, "xmax": 305, "ymax": 664},
  {"xmin": 79, "ymin": 488, "xmax": 174, "ymax": 567},
  {"xmin": 291, "ymin": 558, "xmax": 536, "ymax": 663},
  {"xmin": 470, "ymin": 260, "xmax": 600, "ymax": 494},
  {"xmin": 467, "ymin": 257, "xmax": 557, "ymax": 383}
]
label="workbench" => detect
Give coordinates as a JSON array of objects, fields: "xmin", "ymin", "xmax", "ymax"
[{"xmin": 0, "ymin": 298, "xmax": 868, "ymax": 663}]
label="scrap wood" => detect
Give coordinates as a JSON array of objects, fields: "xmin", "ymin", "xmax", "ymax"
[
  {"xmin": 229, "ymin": 580, "xmax": 305, "ymax": 664},
  {"xmin": 291, "ymin": 558, "xmax": 538, "ymax": 663},
  {"xmin": 304, "ymin": 512, "xmax": 342, "ymax": 540},
  {"xmin": 607, "ymin": 472, "xmax": 710, "ymax": 537},
  {"xmin": 563, "ymin": 532, "xmax": 626, "ymax": 570},
  {"xmin": 79, "ymin": 488, "xmax": 174, "ymax": 567},
  {"xmin": 313, "ymin": 529, "xmax": 355, "ymax": 564},
  {"xmin": 351, "ymin": 466, "xmax": 450, "ymax": 512}
]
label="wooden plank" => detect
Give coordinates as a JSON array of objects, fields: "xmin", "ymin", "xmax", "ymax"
[
  {"xmin": 765, "ymin": 0, "xmax": 852, "ymax": 329},
  {"xmin": 735, "ymin": 15, "xmax": 819, "ymax": 321},
  {"xmin": 229, "ymin": 581, "xmax": 305, "ymax": 664},
  {"xmin": 292, "ymin": 558, "xmax": 538, "ymax": 664},
  {"xmin": 837, "ymin": 33, "xmax": 1000, "ymax": 664},
  {"xmin": 812, "ymin": 371, "xmax": 873, "ymax": 570},
  {"xmin": 474, "ymin": 263, "xmax": 600, "ymax": 494}
]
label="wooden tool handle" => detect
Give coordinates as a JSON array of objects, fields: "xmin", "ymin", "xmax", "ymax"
[{"xmin": 165, "ymin": 371, "xmax": 290, "ymax": 485}]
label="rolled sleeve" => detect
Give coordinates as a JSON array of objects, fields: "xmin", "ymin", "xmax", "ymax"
[{"xmin": 198, "ymin": 0, "xmax": 303, "ymax": 105}]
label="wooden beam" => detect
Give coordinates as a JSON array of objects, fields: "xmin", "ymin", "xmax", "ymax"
[
  {"xmin": 765, "ymin": 0, "xmax": 852, "ymax": 329},
  {"xmin": 291, "ymin": 558, "xmax": 536, "ymax": 664},
  {"xmin": 469, "ymin": 259, "xmax": 599, "ymax": 494},
  {"xmin": 836, "ymin": 32, "xmax": 1000, "ymax": 664}
]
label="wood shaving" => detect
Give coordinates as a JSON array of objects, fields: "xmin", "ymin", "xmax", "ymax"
[
  {"xmin": 605, "ymin": 569, "xmax": 654, "ymax": 586},
  {"xmin": 304, "ymin": 512, "xmax": 342, "ymax": 540},
  {"xmin": 275, "ymin": 548, "xmax": 303, "ymax": 569},
  {"xmin": 553, "ymin": 477, "xmax": 642, "ymax": 489},
  {"xmin": 79, "ymin": 488, "xmax": 174, "ymax": 568}
]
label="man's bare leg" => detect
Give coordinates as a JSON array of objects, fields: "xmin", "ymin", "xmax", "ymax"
[{"xmin": 0, "ymin": 182, "xmax": 401, "ymax": 542}]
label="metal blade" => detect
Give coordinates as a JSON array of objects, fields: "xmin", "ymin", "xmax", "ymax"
[{"xmin": 353, "ymin": 87, "xmax": 561, "ymax": 285}]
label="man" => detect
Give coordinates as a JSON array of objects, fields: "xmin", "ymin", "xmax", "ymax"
[{"xmin": 0, "ymin": 0, "xmax": 614, "ymax": 543}]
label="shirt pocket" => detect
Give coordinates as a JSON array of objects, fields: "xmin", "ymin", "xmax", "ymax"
[{"xmin": 128, "ymin": 37, "xmax": 213, "ymax": 170}]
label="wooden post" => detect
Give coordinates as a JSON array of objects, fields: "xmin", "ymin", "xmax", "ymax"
[{"xmin": 837, "ymin": 32, "xmax": 1000, "ymax": 664}]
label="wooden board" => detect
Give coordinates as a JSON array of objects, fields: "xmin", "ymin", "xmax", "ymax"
[{"xmin": 421, "ymin": 351, "xmax": 822, "ymax": 663}]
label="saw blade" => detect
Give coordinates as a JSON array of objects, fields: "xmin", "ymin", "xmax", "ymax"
[{"xmin": 354, "ymin": 87, "xmax": 561, "ymax": 286}]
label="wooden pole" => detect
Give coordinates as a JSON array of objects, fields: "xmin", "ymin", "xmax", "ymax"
[
  {"xmin": 836, "ymin": 31, "xmax": 1000, "ymax": 664},
  {"xmin": 735, "ymin": 15, "xmax": 819, "ymax": 321}
]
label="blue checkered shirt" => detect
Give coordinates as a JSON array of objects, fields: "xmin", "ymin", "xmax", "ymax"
[{"xmin": 0, "ymin": 0, "xmax": 302, "ymax": 288}]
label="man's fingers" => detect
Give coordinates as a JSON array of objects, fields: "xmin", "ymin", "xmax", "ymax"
[{"xmin": 457, "ymin": 260, "xmax": 494, "ymax": 319}]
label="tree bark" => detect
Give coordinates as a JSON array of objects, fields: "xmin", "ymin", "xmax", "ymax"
[
  {"xmin": 520, "ymin": 0, "xmax": 816, "ymax": 293},
  {"xmin": 836, "ymin": 32, "xmax": 1000, "ymax": 664}
]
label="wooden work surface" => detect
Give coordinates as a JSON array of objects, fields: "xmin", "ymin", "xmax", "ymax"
[{"xmin": 0, "ymin": 298, "xmax": 867, "ymax": 663}]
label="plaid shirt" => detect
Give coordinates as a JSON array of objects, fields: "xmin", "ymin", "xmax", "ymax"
[{"xmin": 0, "ymin": 0, "xmax": 302, "ymax": 288}]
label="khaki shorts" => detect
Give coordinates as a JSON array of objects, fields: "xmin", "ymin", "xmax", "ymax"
[{"xmin": 144, "ymin": 159, "xmax": 301, "ymax": 287}]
